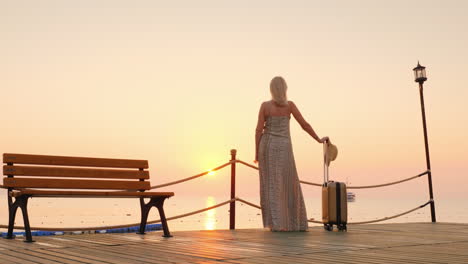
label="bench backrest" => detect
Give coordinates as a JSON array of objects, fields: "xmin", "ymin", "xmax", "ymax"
[{"xmin": 3, "ymin": 153, "xmax": 151, "ymax": 191}]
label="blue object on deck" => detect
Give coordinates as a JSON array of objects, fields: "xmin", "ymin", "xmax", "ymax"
[{"xmin": 0, "ymin": 224, "xmax": 162, "ymax": 237}]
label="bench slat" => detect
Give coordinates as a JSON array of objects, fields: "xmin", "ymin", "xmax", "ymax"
[
  {"xmin": 3, "ymin": 178, "xmax": 150, "ymax": 190},
  {"xmin": 3, "ymin": 153, "xmax": 148, "ymax": 169},
  {"xmin": 10, "ymin": 189, "xmax": 174, "ymax": 198},
  {"xmin": 3, "ymin": 166, "xmax": 149, "ymax": 179}
]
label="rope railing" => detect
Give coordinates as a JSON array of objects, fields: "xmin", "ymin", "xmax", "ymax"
[
  {"xmin": 0, "ymin": 198, "xmax": 237, "ymax": 232},
  {"xmin": 236, "ymin": 197, "xmax": 261, "ymax": 209},
  {"xmin": 236, "ymin": 159, "xmax": 260, "ymax": 170},
  {"xmin": 236, "ymin": 197, "xmax": 432, "ymax": 225},
  {"xmin": 236, "ymin": 159, "xmax": 429, "ymax": 189},
  {"xmin": 345, "ymin": 200, "xmax": 431, "ymax": 225},
  {"xmin": 346, "ymin": 171, "xmax": 429, "ymax": 189},
  {"xmin": 299, "ymin": 180, "xmax": 322, "ymax": 187},
  {"xmin": 300, "ymin": 171, "xmax": 430, "ymax": 189},
  {"xmin": 308, "ymin": 201, "xmax": 432, "ymax": 224},
  {"xmin": 146, "ymin": 159, "xmax": 427, "ymax": 190},
  {"xmin": 150, "ymin": 161, "xmax": 233, "ymax": 189}
]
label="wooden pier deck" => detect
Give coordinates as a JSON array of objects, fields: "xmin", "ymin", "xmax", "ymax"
[{"xmin": 1, "ymin": 223, "xmax": 467, "ymax": 263}]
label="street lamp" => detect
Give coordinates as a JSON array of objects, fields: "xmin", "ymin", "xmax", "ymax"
[
  {"xmin": 413, "ymin": 61, "xmax": 436, "ymax": 222},
  {"xmin": 414, "ymin": 62, "xmax": 427, "ymax": 83}
]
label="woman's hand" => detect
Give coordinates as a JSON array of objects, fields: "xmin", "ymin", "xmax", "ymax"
[{"xmin": 319, "ymin": 136, "xmax": 329, "ymax": 143}]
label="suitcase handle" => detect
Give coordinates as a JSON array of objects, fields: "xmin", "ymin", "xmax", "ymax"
[{"xmin": 323, "ymin": 141, "xmax": 329, "ymax": 184}]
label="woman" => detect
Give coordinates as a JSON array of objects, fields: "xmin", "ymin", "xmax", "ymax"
[{"xmin": 255, "ymin": 76, "xmax": 328, "ymax": 232}]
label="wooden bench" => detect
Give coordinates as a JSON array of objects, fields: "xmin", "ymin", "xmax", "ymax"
[{"xmin": 2, "ymin": 153, "xmax": 174, "ymax": 242}]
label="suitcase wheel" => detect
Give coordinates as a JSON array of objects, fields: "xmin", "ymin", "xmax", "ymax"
[
  {"xmin": 324, "ymin": 224, "xmax": 333, "ymax": 231},
  {"xmin": 337, "ymin": 224, "xmax": 347, "ymax": 232}
]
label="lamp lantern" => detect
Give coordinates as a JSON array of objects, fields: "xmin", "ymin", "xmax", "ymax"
[{"xmin": 413, "ymin": 61, "xmax": 427, "ymax": 84}]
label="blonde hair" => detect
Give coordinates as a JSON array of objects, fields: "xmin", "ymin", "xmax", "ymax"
[{"xmin": 270, "ymin": 76, "xmax": 288, "ymax": 106}]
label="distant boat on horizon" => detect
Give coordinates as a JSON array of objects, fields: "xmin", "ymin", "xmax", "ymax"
[{"xmin": 346, "ymin": 178, "xmax": 356, "ymax": 202}]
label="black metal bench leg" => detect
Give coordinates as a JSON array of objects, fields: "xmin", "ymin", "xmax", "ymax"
[
  {"xmin": 136, "ymin": 197, "xmax": 172, "ymax": 237},
  {"xmin": 154, "ymin": 197, "xmax": 172, "ymax": 238},
  {"xmin": 137, "ymin": 198, "xmax": 150, "ymax": 235},
  {"xmin": 17, "ymin": 196, "xmax": 34, "ymax": 242},
  {"xmin": 6, "ymin": 192, "xmax": 17, "ymax": 239},
  {"xmin": 6, "ymin": 204, "xmax": 18, "ymax": 239}
]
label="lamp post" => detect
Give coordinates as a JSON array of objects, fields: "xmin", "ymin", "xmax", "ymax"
[{"xmin": 413, "ymin": 61, "xmax": 436, "ymax": 222}]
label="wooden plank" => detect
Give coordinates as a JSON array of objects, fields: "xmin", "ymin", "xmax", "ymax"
[
  {"xmin": 3, "ymin": 177, "xmax": 150, "ymax": 190},
  {"xmin": 74, "ymin": 242, "xmax": 183, "ymax": 264},
  {"xmin": 48, "ymin": 247, "xmax": 130, "ymax": 264},
  {"xmin": 11, "ymin": 189, "xmax": 174, "ymax": 198},
  {"xmin": 1, "ymin": 249, "xmax": 58, "ymax": 264},
  {"xmin": 10, "ymin": 248, "xmax": 86, "ymax": 264},
  {"xmin": 55, "ymin": 245, "xmax": 160, "ymax": 264},
  {"xmin": 113, "ymin": 243, "xmax": 212, "ymax": 263},
  {"xmin": 32, "ymin": 248, "xmax": 112, "ymax": 264},
  {"xmin": 3, "ymin": 165, "xmax": 149, "ymax": 179},
  {"xmin": 3, "ymin": 153, "xmax": 148, "ymax": 169},
  {"xmin": 0, "ymin": 223, "xmax": 467, "ymax": 263},
  {"xmin": 0, "ymin": 251, "xmax": 25, "ymax": 264}
]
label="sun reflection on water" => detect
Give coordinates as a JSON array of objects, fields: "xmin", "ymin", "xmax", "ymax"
[{"xmin": 204, "ymin": 196, "xmax": 216, "ymax": 230}]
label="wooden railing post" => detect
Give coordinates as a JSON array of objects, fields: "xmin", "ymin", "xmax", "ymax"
[{"xmin": 229, "ymin": 149, "xmax": 237, "ymax": 230}]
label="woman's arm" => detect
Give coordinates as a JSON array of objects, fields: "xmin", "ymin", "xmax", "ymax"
[
  {"xmin": 255, "ymin": 102, "xmax": 266, "ymax": 162},
  {"xmin": 290, "ymin": 101, "xmax": 327, "ymax": 143}
]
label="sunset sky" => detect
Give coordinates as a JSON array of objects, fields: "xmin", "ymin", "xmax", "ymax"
[{"xmin": 1, "ymin": 0, "xmax": 467, "ymax": 204}]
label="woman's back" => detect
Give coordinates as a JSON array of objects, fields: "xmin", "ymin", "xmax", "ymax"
[{"xmin": 263, "ymin": 100, "xmax": 291, "ymax": 118}]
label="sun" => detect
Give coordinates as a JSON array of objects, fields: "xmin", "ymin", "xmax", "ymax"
[{"xmin": 208, "ymin": 170, "xmax": 215, "ymax": 176}]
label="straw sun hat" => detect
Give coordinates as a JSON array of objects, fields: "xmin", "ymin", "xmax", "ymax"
[{"xmin": 325, "ymin": 141, "xmax": 338, "ymax": 166}]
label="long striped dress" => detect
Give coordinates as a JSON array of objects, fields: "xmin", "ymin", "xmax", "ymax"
[{"xmin": 258, "ymin": 116, "xmax": 308, "ymax": 231}]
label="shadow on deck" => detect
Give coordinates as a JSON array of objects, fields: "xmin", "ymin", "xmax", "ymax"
[{"xmin": 1, "ymin": 223, "xmax": 468, "ymax": 263}]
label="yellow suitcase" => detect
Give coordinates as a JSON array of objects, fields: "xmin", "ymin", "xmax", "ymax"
[{"xmin": 322, "ymin": 142, "xmax": 347, "ymax": 231}]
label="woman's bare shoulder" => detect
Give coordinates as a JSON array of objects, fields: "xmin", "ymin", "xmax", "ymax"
[{"xmin": 261, "ymin": 100, "xmax": 272, "ymax": 108}]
